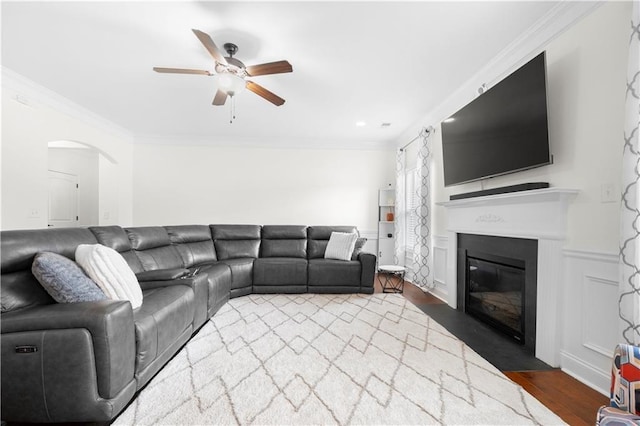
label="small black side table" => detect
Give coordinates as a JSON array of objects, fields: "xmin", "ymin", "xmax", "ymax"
[{"xmin": 378, "ymin": 265, "xmax": 406, "ymax": 294}]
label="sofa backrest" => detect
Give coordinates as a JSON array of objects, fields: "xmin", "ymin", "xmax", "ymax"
[
  {"xmin": 210, "ymin": 225, "xmax": 261, "ymax": 260},
  {"xmin": 307, "ymin": 226, "xmax": 359, "ymax": 259},
  {"xmin": 261, "ymin": 225, "xmax": 307, "ymax": 258},
  {"xmin": 165, "ymin": 225, "xmax": 217, "ymax": 267},
  {"xmin": 125, "ymin": 227, "xmax": 184, "ymax": 271},
  {"xmin": 89, "ymin": 226, "xmax": 144, "ymax": 273},
  {"xmin": 1, "ymin": 228, "xmax": 98, "ymax": 313}
]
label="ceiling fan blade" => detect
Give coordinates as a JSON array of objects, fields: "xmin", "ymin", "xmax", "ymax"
[
  {"xmin": 153, "ymin": 67, "xmax": 212, "ymax": 75},
  {"xmin": 246, "ymin": 81, "xmax": 285, "ymax": 106},
  {"xmin": 192, "ymin": 29, "xmax": 228, "ymax": 66},
  {"xmin": 245, "ymin": 60, "xmax": 293, "ymax": 77},
  {"xmin": 212, "ymin": 89, "xmax": 228, "ymax": 106}
]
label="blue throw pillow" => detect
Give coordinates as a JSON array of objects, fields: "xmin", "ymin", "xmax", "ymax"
[
  {"xmin": 32, "ymin": 252, "xmax": 107, "ymax": 303},
  {"xmin": 352, "ymin": 237, "xmax": 368, "ymax": 260}
]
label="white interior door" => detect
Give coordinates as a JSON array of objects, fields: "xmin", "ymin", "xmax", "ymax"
[{"xmin": 48, "ymin": 170, "xmax": 78, "ymax": 228}]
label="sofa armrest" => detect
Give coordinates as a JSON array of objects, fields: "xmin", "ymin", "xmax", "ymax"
[
  {"xmin": 136, "ymin": 268, "xmax": 190, "ymax": 282},
  {"xmin": 359, "ymin": 252, "xmax": 376, "ymax": 290},
  {"xmin": 139, "ymin": 273, "xmax": 209, "ymax": 328},
  {"xmin": 1, "ymin": 300, "xmax": 135, "ymax": 400}
]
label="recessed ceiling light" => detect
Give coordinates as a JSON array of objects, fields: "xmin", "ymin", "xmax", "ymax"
[
  {"xmin": 443, "ymin": 117, "xmax": 455, "ymax": 123},
  {"xmin": 356, "ymin": 121, "xmax": 367, "ymax": 127}
]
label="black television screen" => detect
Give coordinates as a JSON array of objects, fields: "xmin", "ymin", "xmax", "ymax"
[{"xmin": 441, "ymin": 52, "xmax": 551, "ymax": 187}]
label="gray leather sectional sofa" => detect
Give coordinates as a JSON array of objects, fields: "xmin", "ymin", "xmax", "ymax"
[{"xmin": 0, "ymin": 224, "xmax": 375, "ymax": 423}]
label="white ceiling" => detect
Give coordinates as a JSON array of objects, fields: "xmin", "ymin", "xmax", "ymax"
[{"xmin": 2, "ymin": 1, "xmax": 585, "ymax": 149}]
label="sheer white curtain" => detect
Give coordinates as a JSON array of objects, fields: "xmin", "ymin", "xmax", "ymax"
[
  {"xmin": 619, "ymin": 0, "xmax": 640, "ymax": 344},
  {"xmin": 407, "ymin": 127, "xmax": 433, "ymax": 290},
  {"xmin": 394, "ymin": 149, "xmax": 406, "ymax": 265},
  {"xmin": 394, "ymin": 127, "xmax": 434, "ymax": 291}
]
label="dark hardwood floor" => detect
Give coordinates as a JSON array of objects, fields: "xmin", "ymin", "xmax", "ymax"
[{"xmin": 374, "ymin": 275, "xmax": 609, "ymax": 425}]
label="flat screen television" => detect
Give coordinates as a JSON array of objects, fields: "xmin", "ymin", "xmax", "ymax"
[{"xmin": 441, "ymin": 52, "xmax": 551, "ymax": 187}]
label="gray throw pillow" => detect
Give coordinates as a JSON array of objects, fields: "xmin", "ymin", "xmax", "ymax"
[
  {"xmin": 352, "ymin": 237, "xmax": 368, "ymax": 260},
  {"xmin": 32, "ymin": 252, "xmax": 107, "ymax": 303}
]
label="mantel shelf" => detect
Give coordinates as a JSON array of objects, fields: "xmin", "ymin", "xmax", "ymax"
[{"xmin": 436, "ymin": 188, "xmax": 579, "ymax": 208}]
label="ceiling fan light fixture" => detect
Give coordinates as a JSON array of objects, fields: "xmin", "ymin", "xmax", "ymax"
[{"xmin": 215, "ymin": 73, "xmax": 246, "ymax": 96}]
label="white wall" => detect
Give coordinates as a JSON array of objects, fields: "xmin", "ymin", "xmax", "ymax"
[
  {"xmin": 411, "ymin": 2, "xmax": 630, "ymax": 395},
  {"xmin": 132, "ymin": 143, "xmax": 394, "ymax": 235},
  {"xmin": 48, "ymin": 147, "xmax": 99, "ymax": 226},
  {"xmin": 1, "ymin": 70, "xmax": 134, "ymax": 230}
]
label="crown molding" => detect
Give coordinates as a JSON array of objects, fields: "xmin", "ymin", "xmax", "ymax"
[
  {"xmin": 2, "ymin": 66, "xmax": 134, "ymax": 143},
  {"xmin": 397, "ymin": 1, "xmax": 603, "ymax": 147}
]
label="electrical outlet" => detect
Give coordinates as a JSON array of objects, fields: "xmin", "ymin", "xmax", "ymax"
[
  {"xmin": 28, "ymin": 208, "xmax": 40, "ymax": 218},
  {"xmin": 103, "ymin": 211, "xmax": 110, "ymax": 220},
  {"xmin": 601, "ymin": 183, "xmax": 617, "ymax": 203}
]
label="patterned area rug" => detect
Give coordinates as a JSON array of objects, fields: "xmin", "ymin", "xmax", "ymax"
[{"xmin": 114, "ymin": 294, "xmax": 565, "ymax": 425}]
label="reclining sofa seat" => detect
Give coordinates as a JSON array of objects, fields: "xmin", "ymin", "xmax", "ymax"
[
  {"xmin": 210, "ymin": 224, "xmax": 261, "ymax": 298},
  {"xmin": 307, "ymin": 226, "xmax": 375, "ymax": 294},
  {"xmin": 0, "ymin": 228, "xmax": 137, "ymax": 422},
  {"xmin": 165, "ymin": 224, "xmax": 231, "ymax": 316},
  {"xmin": 254, "ymin": 225, "xmax": 308, "ymax": 293},
  {"xmin": 90, "ymin": 226, "xmax": 196, "ymax": 390}
]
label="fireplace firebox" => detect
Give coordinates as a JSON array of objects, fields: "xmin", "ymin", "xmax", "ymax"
[{"xmin": 457, "ymin": 234, "xmax": 538, "ymax": 353}]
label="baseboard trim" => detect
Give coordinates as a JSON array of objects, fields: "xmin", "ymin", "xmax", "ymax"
[
  {"xmin": 560, "ymin": 350, "xmax": 609, "ymax": 396},
  {"xmin": 430, "ymin": 283, "xmax": 448, "ymax": 303}
]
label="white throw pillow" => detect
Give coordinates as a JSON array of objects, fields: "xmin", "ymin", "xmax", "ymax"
[
  {"xmin": 324, "ymin": 232, "xmax": 358, "ymax": 261},
  {"xmin": 75, "ymin": 244, "xmax": 143, "ymax": 309}
]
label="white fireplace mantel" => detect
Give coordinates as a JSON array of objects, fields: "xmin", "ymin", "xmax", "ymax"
[{"xmin": 436, "ymin": 188, "xmax": 579, "ymax": 366}]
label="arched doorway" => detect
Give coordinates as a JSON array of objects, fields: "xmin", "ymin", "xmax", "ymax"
[{"xmin": 47, "ymin": 140, "xmax": 117, "ymax": 227}]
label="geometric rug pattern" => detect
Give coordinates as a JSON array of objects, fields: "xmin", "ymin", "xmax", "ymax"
[{"xmin": 113, "ymin": 293, "xmax": 565, "ymax": 425}]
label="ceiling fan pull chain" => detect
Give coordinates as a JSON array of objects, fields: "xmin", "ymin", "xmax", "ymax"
[{"xmin": 233, "ymin": 97, "xmax": 237, "ymax": 121}]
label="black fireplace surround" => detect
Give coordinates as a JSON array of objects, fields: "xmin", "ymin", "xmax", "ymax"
[{"xmin": 457, "ymin": 233, "xmax": 538, "ymax": 353}]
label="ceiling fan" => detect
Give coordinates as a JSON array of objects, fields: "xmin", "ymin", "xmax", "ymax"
[{"xmin": 153, "ymin": 29, "xmax": 292, "ymax": 107}]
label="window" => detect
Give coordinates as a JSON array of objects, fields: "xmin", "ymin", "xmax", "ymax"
[{"xmin": 405, "ymin": 168, "xmax": 419, "ymax": 252}]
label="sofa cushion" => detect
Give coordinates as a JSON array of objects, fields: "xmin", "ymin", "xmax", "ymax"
[
  {"xmin": 211, "ymin": 225, "xmax": 261, "ymax": 260},
  {"xmin": 307, "ymin": 226, "xmax": 358, "ymax": 259},
  {"xmin": 125, "ymin": 227, "xmax": 183, "ymax": 271},
  {"xmin": 218, "ymin": 258, "xmax": 254, "ymax": 290},
  {"xmin": 262, "ymin": 225, "xmax": 307, "ymax": 239},
  {"xmin": 261, "ymin": 225, "xmax": 307, "ymax": 258},
  {"xmin": 90, "ymin": 226, "xmax": 132, "ymax": 253},
  {"xmin": 134, "ymin": 285, "xmax": 194, "ymax": 375},
  {"xmin": 89, "ymin": 226, "xmax": 144, "ymax": 273},
  {"xmin": 211, "ymin": 224, "xmax": 261, "ymax": 240},
  {"xmin": 75, "ymin": 244, "xmax": 143, "ymax": 309},
  {"xmin": 31, "ymin": 252, "xmax": 107, "ymax": 303},
  {"xmin": 308, "ymin": 258, "xmax": 361, "ymax": 286},
  {"xmin": 166, "ymin": 225, "xmax": 217, "ymax": 267},
  {"xmin": 254, "ymin": 258, "xmax": 308, "ymax": 285},
  {"xmin": 324, "ymin": 232, "xmax": 358, "ymax": 261},
  {"xmin": 195, "ymin": 263, "xmax": 232, "ymax": 316}
]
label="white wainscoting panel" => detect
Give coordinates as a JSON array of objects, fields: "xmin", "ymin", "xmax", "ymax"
[
  {"xmin": 427, "ymin": 238, "xmax": 617, "ymax": 395},
  {"xmin": 560, "ymin": 249, "xmax": 619, "ymax": 395},
  {"xmin": 433, "ymin": 235, "xmax": 449, "ymax": 301},
  {"xmin": 360, "ymin": 230, "xmax": 378, "ymax": 256}
]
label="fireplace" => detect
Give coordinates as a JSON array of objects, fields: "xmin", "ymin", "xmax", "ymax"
[
  {"xmin": 437, "ymin": 188, "xmax": 578, "ymax": 366},
  {"xmin": 457, "ymin": 233, "xmax": 538, "ymax": 354}
]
